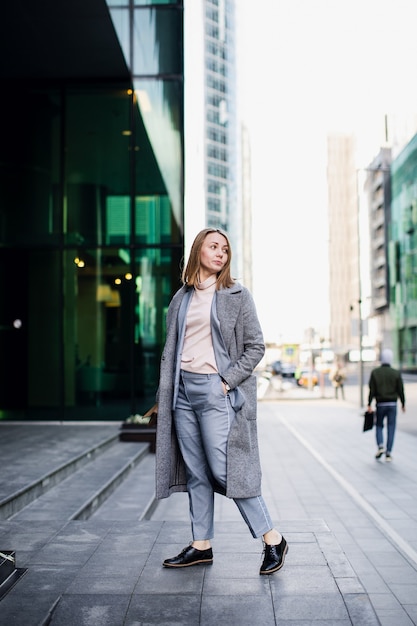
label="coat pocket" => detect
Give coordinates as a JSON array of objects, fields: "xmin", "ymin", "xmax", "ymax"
[{"xmin": 229, "ymin": 386, "xmax": 245, "ymax": 412}]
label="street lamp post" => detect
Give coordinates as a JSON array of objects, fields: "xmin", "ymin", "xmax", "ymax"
[
  {"xmin": 356, "ymin": 171, "xmax": 364, "ymax": 408},
  {"xmin": 358, "ymin": 298, "xmax": 364, "ymax": 408}
]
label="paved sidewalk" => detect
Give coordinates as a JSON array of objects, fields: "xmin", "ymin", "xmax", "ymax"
[
  {"xmin": 0, "ymin": 394, "xmax": 416, "ymax": 625},
  {"xmin": 155, "ymin": 398, "xmax": 417, "ymax": 626}
]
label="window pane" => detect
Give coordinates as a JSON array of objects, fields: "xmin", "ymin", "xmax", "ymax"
[
  {"xmin": 108, "ymin": 8, "xmax": 130, "ymax": 70},
  {"xmin": 65, "ymin": 87, "xmax": 131, "ymax": 247},
  {"xmin": 0, "ymin": 89, "xmax": 61, "ymax": 246},
  {"xmin": 73, "ymin": 247, "xmax": 132, "ymax": 412},
  {"xmin": 108, "ymin": 0, "xmax": 179, "ymax": 4},
  {"xmin": 133, "ymin": 8, "xmax": 182, "ymax": 75},
  {"xmin": 134, "ymin": 245, "xmax": 182, "ymax": 394},
  {"xmin": 134, "ymin": 79, "xmax": 183, "ymax": 240},
  {"xmin": 134, "ymin": 1, "xmax": 179, "ymax": 4}
]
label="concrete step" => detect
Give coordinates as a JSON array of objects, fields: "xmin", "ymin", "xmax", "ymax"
[
  {"xmin": 0, "ymin": 550, "xmax": 16, "ymax": 586},
  {"xmin": 0, "ymin": 550, "xmax": 26, "ymax": 601},
  {"xmin": 10, "ymin": 440, "xmax": 150, "ymax": 521},
  {"xmin": 0, "ymin": 431, "xmax": 118, "ymax": 521},
  {"xmin": 89, "ymin": 453, "xmax": 156, "ymax": 521}
]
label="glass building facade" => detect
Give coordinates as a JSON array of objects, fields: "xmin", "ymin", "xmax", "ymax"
[
  {"xmin": 0, "ymin": 0, "xmax": 184, "ymax": 420},
  {"xmin": 389, "ymin": 133, "xmax": 417, "ymax": 370}
]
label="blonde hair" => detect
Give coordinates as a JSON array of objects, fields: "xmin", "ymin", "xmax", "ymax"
[{"xmin": 181, "ymin": 228, "xmax": 235, "ymax": 289}]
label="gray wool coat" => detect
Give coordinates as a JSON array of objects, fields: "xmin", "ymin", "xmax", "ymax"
[{"xmin": 155, "ymin": 282, "xmax": 265, "ymax": 500}]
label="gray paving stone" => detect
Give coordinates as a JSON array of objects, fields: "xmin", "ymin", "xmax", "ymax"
[
  {"xmin": 6, "ymin": 564, "xmax": 78, "ymax": 595},
  {"xmin": 354, "ymin": 570, "xmax": 391, "ymax": 594},
  {"xmin": 270, "ymin": 617, "xmax": 352, "ymax": 626},
  {"xmin": 271, "ymin": 564, "xmax": 339, "ymax": 594},
  {"xmin": 0, "ymin": 591, "xmax": 59, "ymax": 625},
  {"xmin": 405, "ymin": 605, "xmax": 417, "ymax": 623},
  {"xmin": 1, "ymin": 396, "xmax": 417, "ymax": 625},
  {"xmin": 47, "ymin": 594, "xmax": 130, "ymax": 626},
  {"xmin": 270, "ymin": 593, "xmax": 349, "ymax": 621},
  {"xmin": 201, "ymin": 593, "xmax": 276, "ymax": 626},
  {"xmin": 369, "ymin": 592, "xmax": 407, "ymax": 609},
  {"xmin": 390, "ymin": 583, "xmax": 417, "ymax": 604},
  {"xmin": 381, "ymin": 566, "xmax": 417, "ymax": 585},
  {"xmin": 202, "ymin": 575, "xmax": 271, "ymax": 595},
  {"xmin": 343, "ymin": 594, "xmax": 380, "ymax": 625},
  {"xmin": 376, "ymin": 609, "xmax": 415, "ymax": 625},
  {"xmin": 125, "ymin": 594, "xmax": 202, "ymax": 626},
  {"xmin": 29, "ymin": 539, "xmax": 100, "ymax": 567},
  {"xmin": 281, "ymin": 540, "xmax": 327, "ymax": 566},
  {"xmin": 65, "ymin": 562, "xmax": 146, "ymax": 594},
  {"xmin": 335, "ymin": 577, "xmax": 366, "ymax": 594}
]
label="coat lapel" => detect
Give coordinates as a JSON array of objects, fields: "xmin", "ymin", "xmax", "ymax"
[{"xmin": 216, "ymin": 285, "xmax": 242, "ymax": 347}]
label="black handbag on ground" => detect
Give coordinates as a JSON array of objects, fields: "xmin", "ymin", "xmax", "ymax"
[{"xmin": 363, "ymin": 411, "xmax": 375, "ymax": 432}]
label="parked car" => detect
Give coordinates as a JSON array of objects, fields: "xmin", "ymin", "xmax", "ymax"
[
  {"xmin": 297, "ymin": 369, "xmax": 318, "ymax": 388},
  {"xmin": 269, "ymin": 360, "xmax": 282, "ymax": 376},
  {"xmin": 281, "ymin": 363, "xmax": 296, "ymax": 377}
]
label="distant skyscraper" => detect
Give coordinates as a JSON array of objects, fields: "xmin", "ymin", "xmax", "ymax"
[
  {"xmin": 364, "ymin": 148, "xmax": 391, "ymax": 354},
  {"xmin": 327, "ymin": 134, "xmax": 360, "ymax": 356},
  {"xmin": 184, "ymin": 0, "xmax": 242, "ymax": 278}
]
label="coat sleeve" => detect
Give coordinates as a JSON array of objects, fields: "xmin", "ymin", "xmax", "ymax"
[
  {"xmin": 222, "ymin": 288, "xmax": 265, "ymax": 389},
  {"xmin": 368, "ymin": 371, "xmax": 375, "ymax": 405}
]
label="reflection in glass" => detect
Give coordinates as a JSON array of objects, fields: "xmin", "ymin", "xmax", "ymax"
[
  {"xmin": 108, "ymin": 7, "xmax": 130, "ymax": 69},
  {"xmin": 133, "ymin": 8, "xmax": 182, "ymax": 76},
  {"xmin": 134, "ymin": 79, "xmax": 183, "ymax": 233},
  {"xmin": 65, "ymin": 88, "xmax": 131, "ymax": 247},
  {"xmin": 73, "ymin": 248, "xmax": 132, "ymax": 411}
]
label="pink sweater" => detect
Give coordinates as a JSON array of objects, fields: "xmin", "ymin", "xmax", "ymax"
[{"xmin": 181, "ymin": 279, "xmax": 218, "ymax": 374}]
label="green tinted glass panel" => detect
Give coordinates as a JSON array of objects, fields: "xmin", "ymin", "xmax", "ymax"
[
  {"xmin": 65, "ymin": 87, "xmax": 131, "ymax": 246},
  {"xmin": 135, "ymin": 196, "xmax": 170, "ymax": 243},
  {"xmin": 134, "ymin": 245, "xmax": 182, "ymax": 392},
  {"xmin": 71, "ymin": 247, "xmax": 133, "ymax": 411},
  {"xmin": 134, "ymin": 78, "xmax": 183, "ymax": 239}
]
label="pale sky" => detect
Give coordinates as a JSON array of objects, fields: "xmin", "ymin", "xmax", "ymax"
[{"xmin": 237, "ymin": 0, "xmax": 417, "ymax": 344}]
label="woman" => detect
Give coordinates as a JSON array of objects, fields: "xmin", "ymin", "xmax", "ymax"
[{"xmin": 155, "ymin": 228, "xmax": 288, "ymax": 575}]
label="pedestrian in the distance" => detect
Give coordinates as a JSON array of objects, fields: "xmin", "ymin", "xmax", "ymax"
[
  {"xmin": 367, "ymin": 348, "xmax": 405, "ymax": 462},
  {"xmin": 154, "ymin": 227, "xmax": 288, "ymax": 575},
  {"xmin": 329, "ymin": 362, "xmax": 346, "ymax": 399}
]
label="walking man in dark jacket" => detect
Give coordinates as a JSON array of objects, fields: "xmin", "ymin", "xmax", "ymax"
[{"xmin": 367, "ymin": 349, "xmax": 405, "ymax": 462}]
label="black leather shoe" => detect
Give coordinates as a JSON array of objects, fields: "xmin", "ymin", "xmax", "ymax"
[
  {"xmin": 260, "ymin": 537, "xmax": 288, "ymax": 575},
  {"xmin": 163, "ymin": 545, "xmax": 213, "ymax": 568}
]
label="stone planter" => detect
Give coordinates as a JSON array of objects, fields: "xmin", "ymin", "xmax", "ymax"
[
  {"xmin": 119, "ymin": 411, "xmax": 157, "ymax": 452},
  {"xmin": 119, "ymin": 423, "xmax": 156, "ymax": 452}
]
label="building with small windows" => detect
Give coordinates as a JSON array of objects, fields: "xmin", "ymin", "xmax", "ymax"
[
  {"xmin": 184, "ymin": 0, "xmax": 244, "ymax": 280},
  {"xmin": 364, "ymin": 148, "xmax": 392, "ymax": 355},
  {"xmin": 327, "ymin": 134, "xmax": 359, "ymax": 357},
  {"xmin": 204, "ymin": 0, "xmax": 238, "ymax": 230}
]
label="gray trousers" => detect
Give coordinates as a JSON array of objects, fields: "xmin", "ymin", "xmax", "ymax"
[{"xmin": 174, "ymin": 370, "xmax": 273, "ymax": 541}]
